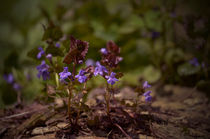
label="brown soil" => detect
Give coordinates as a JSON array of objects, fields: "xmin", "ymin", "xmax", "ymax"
[{"xmin": 0, "ymin": 85, "xmax": 210, "ymax": 139}]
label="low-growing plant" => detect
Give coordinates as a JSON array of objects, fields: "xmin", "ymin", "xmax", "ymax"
[{"xmin": 27, "ymin": 23, "xmax": 153, "ymax": 133}]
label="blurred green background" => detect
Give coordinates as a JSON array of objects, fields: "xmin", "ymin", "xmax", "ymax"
[{"xmin": 0, "ymin": 0, "xmax": 210, "ymax": 108}]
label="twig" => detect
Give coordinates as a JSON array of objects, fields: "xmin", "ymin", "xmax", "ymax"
[
  {"xmin": 114, "ymin": 123, "xmax": 132, "ymax": 139},
  {"xmin": 107, "ymin": 129, "xmax": 113, "ymax": 138},
  {"xmin": 0, "ymin": 106, "xmax": 48, "ymax": 120}
]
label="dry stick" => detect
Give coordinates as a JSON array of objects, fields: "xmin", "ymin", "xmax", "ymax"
[
  {"xmin": 114, "ymin": 123, "xmax": 132, "ymax": 139},
  {"xmin": 0, "ymin": 106, "xmax": 48, "ymax": 120},
  {"xmin": 107, "ymin": 129, "xmax": 113, "ymax": 138}
]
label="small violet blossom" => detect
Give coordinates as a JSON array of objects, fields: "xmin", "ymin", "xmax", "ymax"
[
  {"xmin": 3, "ymin": 73, "xmax": 14, "ymax": 84},
  {"xmin": 46, "ymin": 54, "xmax": 52, "ymax": 61},
  {"xmin": 78, "ymin": 60, "xmax": 83, "ymax": 64},
  {"xmin": 143, "ymin": 91, "xmax": 152, "ymax": 102},
  {"xmin": 13, "ymin": 83, "xmax": 21, "ymax": 91},
  {"xmin": 55, "ymin": 43, "xmax": 60, "ymax": 48},
  {"xmin": 85, "ymin": 59, "xmax": 95, "ymax": 66},
  {"xmin": 100, "ymin": 48, "xmax": 108, "ymax": 55},
  {"xmin": 75, "ymin": 69, "xmax": 87, "ymax": 83},
  {"xmin": 94, "ymin": 61, "xmax": 108, "ymax": 76},
  {"xmin": 143, "ymin": 81, "xmax": 151, "ymax": 89},
  {"xmin": 105, "ymin": 72, "xmax": 118, "ymax": 85},
  {"xmin": 37, "ymin": 61, "xmax": 50, "ymax": 80},
  {"xmin": 37, "ymin": 47, "xmax": 45, "ymax": 59},
  {"xmin": 59, "ymin": 67, "xmax": 71, "ymax": 83},
  {"xmin": 189, "ymin": 57, "xmax": 199, "ymax": 67}
]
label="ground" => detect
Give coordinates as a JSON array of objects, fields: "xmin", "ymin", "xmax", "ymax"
[{"xmin": 0, "ymin": 85, "xmax": 210, "ymax": 139}]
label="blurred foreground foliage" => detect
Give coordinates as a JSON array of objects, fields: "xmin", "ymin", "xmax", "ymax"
[{"xmin": 0, "ymin": 0, "xmax": 210, "ymax": 107}]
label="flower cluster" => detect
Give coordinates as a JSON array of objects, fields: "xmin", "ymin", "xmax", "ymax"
[
  {"xmin": 36, "ymin": 37, "xmax": 122, "ymax": 86},
  {"xmin": 3, "ymin": 73, "xmax": 14, "ymax": 84},
  {"xmin": 100, "ymin": 41, "xmax": 123, "ymax": 68},
  {"xmin": 37, "ymin": 47, "xmax": 45, "ymax": 59},
  {"xmin": 37, "ymin": 61, "xmax": 50, "ymax": 80},
  {"xmin": 55, "ymin": 42, "xmax": 60, "ymax": 48},
  {"xmin": 46, "ymin": 54, "xmax": 52, "ymax": 62},
  {"xmin": 3, "ymin": 73, "xmax": 21, "ymax": 91},
  {"xmin": 189, "ymin": 57, "xmax": 199, "ymax": 67},
  {"xmin": 105, "ymin": 72, "xmax": 118, "ymax": 85},
  {"xmin": 85, "ymin": 59, "xmax": 95, "ymax": 66},
  {"xmin": 59, "ymin": 67, "xmax": 71, "ymax": 83},
  {"xmin": 75, "ymin": 69, "xmax": 87, "ymax": 83},
  {"xmin": 94, "ymin": 61, "xmax": 108, "ymax": 76},
  {"xmin": 142, "ymin": 81, "xmax": 152, "ymax": 102},
  {"xmin": 93, "ymin": 61, "xmax": 119, "ymax": 85}
]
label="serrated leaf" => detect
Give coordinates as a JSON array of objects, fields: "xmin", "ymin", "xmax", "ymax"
[
  {"xmin": 177, "ymin": 63, "xmax": 200, "ymax": 76},
  {"xmin": 45, "ymin": 45, "xmax": 64, "ymax": 57},
  {"xmin": 63, "ymin": 36, "xmax": 89, "ymax": 64}
]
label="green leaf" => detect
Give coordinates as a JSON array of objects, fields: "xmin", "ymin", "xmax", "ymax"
[
  {"xmin": 177, "ymin": 63, "xmax": 200, "ymax": 76},
  {"xmin": 142, "ymin": 65, "xmax": 161, "ymax": 83},
  {"xmin": 45, "ymin": 45, "xmax": 64, "ymax": 57},
  {"xmin": 27, "ymin": 47, "xmax": 39, "ymax": 60},
  {"xmin": 115, "ymin": 72, "xmax": 124, "ymax": 79},
  {"xmin": 42, "ymin": 26, "xmax": 63, "ymax": 41}
]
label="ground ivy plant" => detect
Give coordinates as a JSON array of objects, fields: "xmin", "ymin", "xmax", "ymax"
[{"xmin": 28, "ymin": 24, "xmax": 152, "ymax": 127}]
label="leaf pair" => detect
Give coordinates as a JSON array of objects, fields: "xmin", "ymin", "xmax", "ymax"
[
  {"xmin": 63, "ymin": 36, "xmax": 89, "ymax": 65},
  {"xmin": 101, "ymin": 41, "xmax": 122, "ymax": 68}
]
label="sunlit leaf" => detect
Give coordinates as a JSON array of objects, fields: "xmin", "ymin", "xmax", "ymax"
[{"xmin": 177, "ymin": 63, "xmax": 200, "ymax": 76}]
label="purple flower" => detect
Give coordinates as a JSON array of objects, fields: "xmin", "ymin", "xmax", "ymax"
[
  {"xmin": 13, "ymin": 83, "xmax": 21, "ymax": 91},
  {"xmin": 94, "ymin": 61, "xmax": 108, "ymax": 76},
  {"xmin": 36, "ymin": 61, "xmax": 50, "ymax": 80},
  {"xmin": 59, "ymin": 67, "xmax": 71, "ymax": 83},
  {"xmin": 100, "ymin": 48, "xmax": 108, "ymax": 55},
  {"xmin": 105, "ymin": 72, "xmax": 118, "ymax": 85},
  {"xmin": 143, "ymin": 91, "xmax": 152, "ymax": 102},
  {"xmin": 85, "ymin": 59, "xmax": 95, "ymax": 66},
  {"xmin": 75, "ymin": 69, "xmax": 87, "ymax": 83},
  {"xmin": 118, "ymin": 57, "xmax": 123, "ymax": 62},
  {"xmin": 46, "ymin": 54, "xmax": 52, "ymax": 61},
  {"xmin": 37, "ymin": 47, "xmax": 45, "ymax": 59},
  {"xmin": 78, "ymin": 60, "xmax": 83, "ymax": 64},
  {"xmin": 3, "ymin": 73, "xmax": 14, "ymax": 84},
  {"xmin": 143, "ymin": 81, "xmax": 151, "ymax": 89},
  {"xmin": 189, "ymin": 58, "xmax": 199, "ymax": 67},
  {"xmin": 55, "ymin": 43, "xmax": 60, "ymax": 48},
  {"xmin": 145, "ymin": 95, "xmax": 152, "ymax": 102}
]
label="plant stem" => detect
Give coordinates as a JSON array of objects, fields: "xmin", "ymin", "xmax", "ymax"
[
  {"xmin": 67, "ymin": 86, "xmax": 72, "ymax": 124},
  {"xmin": 75, "ymin": 82, "xmax": 87, "ymax": 125},
  {"xmin": 73, "ymin": 62, "xmax": 76, "ymax": 76},
  {"xmin": 75, "ymin": 101, "xmax": 81, "ymax": 126},
  {"xmin": 105, "ymin": 83, "xmax": 111, "ymax": 117}
]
